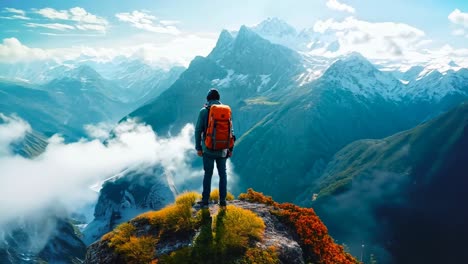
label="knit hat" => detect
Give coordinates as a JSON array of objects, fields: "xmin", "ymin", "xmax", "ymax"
[{"xmin": 206, "ymin": 88, "xmax": 220, "ymax": 101}]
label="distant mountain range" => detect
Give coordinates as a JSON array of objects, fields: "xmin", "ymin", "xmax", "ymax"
[{"xmin": 0, "ymin": 60, "xmax": 183, "ymax": 139}]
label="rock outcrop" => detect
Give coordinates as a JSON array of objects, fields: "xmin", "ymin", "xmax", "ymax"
[
  {"xmin": 82, "ymin": 168, "xmax": 176, "ymax": 245},
  {"xmin": 85, "ymin": 189, "xmax": 357, "ymax": 264}
]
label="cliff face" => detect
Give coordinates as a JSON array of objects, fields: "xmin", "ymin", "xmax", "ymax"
[
  {"xmin": 85, "ymin": 190, "xmax": 357, "ymax": 264},
  {"xmin": 0, "ymin": 216, "xmax": 86, "ymax": 264},
  {"xmin": 82, "ymin": 168, "xmax": 176, "ymax": 245}
]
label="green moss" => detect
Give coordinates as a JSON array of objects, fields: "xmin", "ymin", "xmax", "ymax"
[
  {"xmin": 159, "ymin": 205, "xmax": 266, "ymax": 264},
  {"xmin": 105, "ymin": 192, "xmax": 272, "ymax": 264}
]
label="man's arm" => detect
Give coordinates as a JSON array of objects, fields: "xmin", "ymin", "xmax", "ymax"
[{"xmin": 194, "ymin": 108, "xmax": 206, "ymax": 151}]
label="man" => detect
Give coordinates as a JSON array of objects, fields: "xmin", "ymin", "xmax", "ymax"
[{"xmin": 195, "ymin": 88, "xmax": 234, "ymax": 208}]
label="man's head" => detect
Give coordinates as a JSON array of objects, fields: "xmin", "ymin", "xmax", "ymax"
[{"xmin": 206, "ymin": 88, "xmax": 220, "ymax": 101}]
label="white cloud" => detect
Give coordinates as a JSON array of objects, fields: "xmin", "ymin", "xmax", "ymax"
[
  {"xmin": 34, "ymin": 7, "xmax": 108, "ymax": 32},
  {"xmin": 39, "ymin": 32, "xmax": 103, "ymax": 37},
  {"xmin": 0, "ymin": 114, "xmax": 31, "ymax": 156},
  {"xmin": 35, "ymin": 7, "xmax": 69, "ymax": 20},
  {"xmin": 76, "ymin": 23, "xmax": 107, "ymax": 32},
  {"xmin": 127, "ymin": 33, "xmax": 217, "ymax": 67},
  {"xmin": 0, "ymin": 116, "xmax": 197, "ymax": 226},
  {"xmin": 307, "ymin": 16, "xmax": 468, "ymax": 68},
  {"xmin": 26, "ymin": 22, "xmax": 75, "ymax": 31},
  {"xmin": 0, "ymin": 15, "xmax": 30, "ymax": 20},
  {"xmin": 452, "ymin": 28, "xmax": 465, "ymax": 36},
  {"xmin": 84, "ymin": 122, "xmax": 114, "ymax": 140},
  {"xmin": 4, "ymin": 7, "xmax": 25, "ymax": 16},
  {"xmin": 69, "ymin": 7, "xmax": 108, "ymax": 26},
  {"xmin": 448, "ymin": 9, "xmax": 468, "ymax": 28},
  {"xmin": 0, "ymin": 38, "xmax": 50, "ymax": 62},
  {"xmin": 116, "ymin": 10, "xmax": 180, "ymax": 35},
  {"xmin": 312, "ymin": 17, "xmax": 427, "ymax": 59},
  {"xmin": 0, "ymin": 32, "xmax": 216, "ymax": 68},
  {"xmin": 2, "ymin": 7, "xmax": 29, "ymax": 20},
  {"xmin": 326, "ymin": 0, "xmax": 355, "ymax": 14}
]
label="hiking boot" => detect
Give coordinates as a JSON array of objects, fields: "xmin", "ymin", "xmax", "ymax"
[{"xmin": 196, "ymin": 200, "xmax": 209, "ymax": 208}]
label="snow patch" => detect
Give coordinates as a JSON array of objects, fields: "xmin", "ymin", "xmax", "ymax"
[
  {"xmin": 257, "ymin": 74, "xmax": 271, "ymax": 92},
  {"xmin": 211, "ymin": 70, "xmax": 249, "ymax": 88}
]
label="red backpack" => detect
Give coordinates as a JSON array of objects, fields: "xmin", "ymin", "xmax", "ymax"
[{"xmin": 205, "ymin": 104, "xmax": 235, "ymax": 150}]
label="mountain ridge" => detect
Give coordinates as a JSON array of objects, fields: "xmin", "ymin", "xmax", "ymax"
[{"xmin": 304, "ymin": 101, "xmax": 468, "ymax": 263}]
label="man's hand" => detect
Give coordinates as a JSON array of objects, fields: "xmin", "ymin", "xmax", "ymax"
[
  {"xmin": 197, "ymin": 150, "xmax": 203, "ymax": 157},
  {"xmin": 227, "ymin": 150, "xmax": 232, "ymax": 158}
]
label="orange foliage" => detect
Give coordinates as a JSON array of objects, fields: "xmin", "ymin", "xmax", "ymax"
[
  {"xmin": 239, "ymin": 189, "xmax": 358, "ymax": 264},
  {"xmin": 238, "ymin": 188, "xmax": 277, "ymax": 206},
  {"xmin": 276, "ymin": 203, "xmax": 358, "ymax": 264}
]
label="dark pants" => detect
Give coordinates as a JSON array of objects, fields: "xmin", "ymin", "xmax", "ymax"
[{"xmin": 202, "ymin": 154, "xmax": 227, "ymax": 203}]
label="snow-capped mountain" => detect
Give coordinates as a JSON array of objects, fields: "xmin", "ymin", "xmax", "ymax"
[
  {"xmin": 0, "ymin": 60, "xmax": 70, "ymax": 84},
  {"xmin": 107, "ymin": 59, "xmax": 185, "ymax": 103},
  {"xmin": 390, "ymin": 65, "xmax": 425, "ymax": 83},
  {"xmin": 321, "ymin": 52, "xmax": 404, "ymax": 100},
  {"xmin": 251, "ymin": 17, "xmax": 305, "ymax": 51},
  {"xmin": 250, "ymin": 17, "xmax": 336, "ymax": 54},
  {"xmin": 405, "ymin": 68, "xmax": 468, "ymax": 100},
  {"xmin": 128, "ymin": 25, "xmax": 306, "ymax": 137},
  {"xmin": 0, "ymin": 57, "xmax": 184, "ymax": 105}
]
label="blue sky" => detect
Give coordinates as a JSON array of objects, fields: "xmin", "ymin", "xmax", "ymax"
[{"xmin": 0, "ymin": 0, "xmax": 467, "ymax": 67}]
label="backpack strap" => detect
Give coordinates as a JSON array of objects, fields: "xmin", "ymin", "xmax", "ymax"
[{"xmin": 204, "ymin": 104, "xmax": 211, "ymax": 135}]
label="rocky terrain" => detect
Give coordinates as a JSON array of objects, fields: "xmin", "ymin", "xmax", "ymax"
[{"xmin": 85, "ymin": 189, "xmax": 357, "ymax": 264}]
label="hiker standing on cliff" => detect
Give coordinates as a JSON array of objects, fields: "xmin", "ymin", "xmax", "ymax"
[{"xmin": 195, "ymin": 88, "xmax": 235, "ymax": 208}]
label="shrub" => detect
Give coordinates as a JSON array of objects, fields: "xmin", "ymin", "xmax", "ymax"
[
  {"xmin": 209, "ymin": 189, "xmax": 235, "ymax": 202},
  {"xmin": 105, "ymin": 222, "xmax": 135, "ymax": 247},
  {"xmin": 214, "ymin": 205, "xmax": 265, "ymax": 252},
  {"xmin": 175, "ymin": 191, "xmax": 201, "ymax": 207},
  {"xmin": 115, "ymin": 236, "xmax": 157, "ymax": 264},
  {"xmin": 137, "ymin": 192, "xmax": 199, "ymax": 232},
  {"xmin": 238, "ymin": 188, "xmax": 277, "ymax": 206},
  {"xmin": 103, "ymin": 223, "xmax": 157, "ymax": 264},
  {"xmin": 161, "ymin": 205, "xmax": 266, "ymax": 263},
  {"xmin": 240, "ymin": 246, "xmax": 280, "ymax": 264},
  {"xmin": 159, "ymin": 247, "xmax": 192, "ymax": 264},
  {"xmin": 275, "ymin": 203, "xmax": 358, "ymax": 264}
]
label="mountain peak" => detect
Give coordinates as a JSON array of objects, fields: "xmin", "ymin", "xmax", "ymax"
[
  {"xmin": 66, "ymin": 65, "xmax": 103, "ymax": 81},
  {"xmin": 209, "ymin": 30, "xmax": 235, "ymax": 60},
  {"xmin": 206, "ymin": 24, "xmax": 302, "ymax": 75},
  {"xmin": 322, "ymin": 52, "xmax": 402, "ymax": 99},
  {"xmin": 219, "ymin": 29, "xmax": 233, "ymax": 42},
  {"xmin": 341, "ymin": 52, "xmax": 371, "ymax": 64},
  {"xmin": 327, "ymin": 52, "xmax": 377, "ymax": 75},
  {"xmin": 448, "ymin": 60, "xmax": 459, "ymax": 67},
  {"xmin": 237, "ymin": 24, "xmax": 258, "ymax": 40},
  {"xmin": 252, "ymin": 17, "xmax": 297, "ymax": 37}
]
